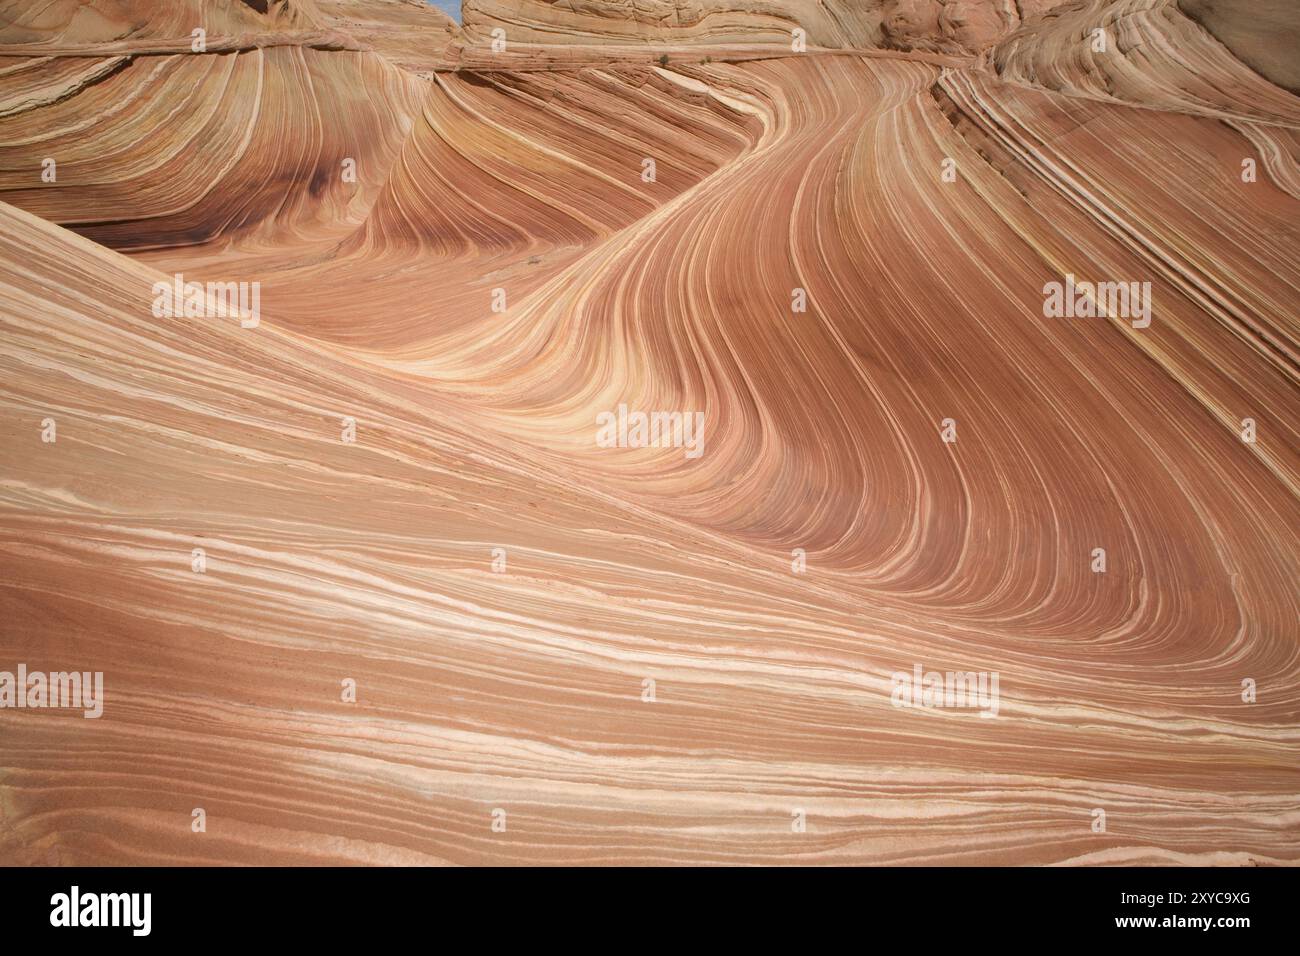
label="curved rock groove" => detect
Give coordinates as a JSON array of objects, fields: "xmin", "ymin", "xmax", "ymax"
[{"xmin": 0, "ymin": 0, "xmax": 1295, "ymax": 865}]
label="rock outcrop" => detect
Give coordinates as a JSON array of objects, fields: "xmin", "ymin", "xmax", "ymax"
[
  {"xmin": 461, "ymin": 0, "xmax": 1074, "ymax": 54},
  {"xmin": 0, "ymin": 0, "xmax": 1296, "ymax": 866}
]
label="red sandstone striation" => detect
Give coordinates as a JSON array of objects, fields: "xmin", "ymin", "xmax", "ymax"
[{"xmin": 0, "ymin": 0, "xmax": 1295, "ymax": 865}]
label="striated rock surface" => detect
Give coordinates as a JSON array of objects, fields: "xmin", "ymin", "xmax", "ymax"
[
  {"xmin": 0, "ymin": 0, "xmax": 1296, "ymax": 865},
  {"xmin": 0, "ymin": 0, "xmax": 316, "ymax": 45},
  {"xmin": 309, "ymin": 0, "xmax": 458, "ymax": 73},
  {"xmin": 461, "ymin": 0, "xmax": 878, "ymax": 48},
  {"xmin": 1178, "ymin": 0, "xmax": 1300, "ymax": 95},
  {"xmin": 462, "ymin": 0, "xmax": 1073, "ymax": 54}
]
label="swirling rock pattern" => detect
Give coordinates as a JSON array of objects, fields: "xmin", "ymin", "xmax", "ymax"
[
  {"xmin": 462, "ymin": 0, "xmax": 1072, "ymax": 53},
  {"xmin": 0, "ymin": 0, "xmax": 1296, "ymax": 865}
]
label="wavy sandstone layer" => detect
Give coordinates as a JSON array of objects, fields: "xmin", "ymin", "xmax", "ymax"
[
  {"xmin": 0, "ymin": 0, "xmax": 1296, "ymax": 865},
  {"xmin": 462, "ymin": 0, "xmax": 1071, "ymax": 53},
  {"xmin": 0, "ymin": 0, "xmax": 314, "ymax": 45}
]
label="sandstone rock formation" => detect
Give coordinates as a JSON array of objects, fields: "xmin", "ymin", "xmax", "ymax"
[
  {"xmin": 0, "ymin": 0, "xmax": 1296, "ymax": 865},
  {"xmin": 461, "ymin": 0, "xmax": 1073, "ymax": 54},
  {"xmin": 0, "ymin": 0, "xmax": 313, "ymax": 45},
  {"xmin": 1179, "ymin": 0, "xmax": 1300, "ymax": 94}
]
